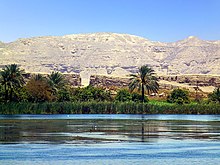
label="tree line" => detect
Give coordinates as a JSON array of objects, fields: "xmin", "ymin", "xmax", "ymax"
[
  {"xmin": 0, "ymin": 64, "xmax": 219, "ymax": 104},
  {"xmin": 0, "ymin": 64, "xmax": 158, "ymax": 103}
]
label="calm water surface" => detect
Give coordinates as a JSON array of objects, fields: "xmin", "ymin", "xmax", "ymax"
[{"xmin": 0, "ymin": 114, "xmax": 220, "ymax": 164}]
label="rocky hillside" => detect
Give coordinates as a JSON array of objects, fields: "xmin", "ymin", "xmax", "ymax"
[{"xmin": 0, "ymin": 33, "xmax": 220, "ymax": 85}]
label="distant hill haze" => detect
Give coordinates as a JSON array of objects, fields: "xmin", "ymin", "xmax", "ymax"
[{"xmin": 0, "ymin": 33, "xmax": 220, "ymax": 85}]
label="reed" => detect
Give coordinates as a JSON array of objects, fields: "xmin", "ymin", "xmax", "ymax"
[{"xmin": 0, "ymin": 101, "xmax": 220, "ymax": 115}]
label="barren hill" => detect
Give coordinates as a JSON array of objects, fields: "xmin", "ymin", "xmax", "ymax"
[{"xmin": 0, "ymin": 33, "xmax": 220, "ymax": 85}]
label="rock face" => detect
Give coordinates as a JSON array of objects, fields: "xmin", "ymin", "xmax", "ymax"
[
  {"xmin": 159, "ymin": 75, "xmax": 220, "ymax": 87},
  {"xmin": 0, "ymin": 33, "xmax": 220, "ymax": 85},
  {"xmin": 90, "ymin": 75, "xmax": 129, "ymax": 89},
  {"xmin": 90, "ymin": 74, "xmax": 220, "ymax": 94}
]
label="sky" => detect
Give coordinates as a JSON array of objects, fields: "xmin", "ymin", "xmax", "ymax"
[{"xmin": 0, "ymin": 0, "xmax": 220, "ymax": 42}]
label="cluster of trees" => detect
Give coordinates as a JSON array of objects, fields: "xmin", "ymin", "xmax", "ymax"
[
  {"xmin": 167, "ymin": 87, "xmax": 220, "ymax": 104},
  {"xmin": 0, "ymin": 64, "xmax": 69, "ymax": 102},
  {"xmin": 0, "ymin": 64, "xmax": 114, "ymax": 103},
  {"xmin": 0, "ymin": 64, "xmax": 219, "ymax": 105},
  {"xmin": 0, "ymin": 64, "xmax": 160, "ymax": 103}
]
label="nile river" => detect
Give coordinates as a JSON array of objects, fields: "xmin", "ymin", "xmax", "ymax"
[{"xmin": 0, "ymin": 114, "xmax": 220, "ymax": 164}]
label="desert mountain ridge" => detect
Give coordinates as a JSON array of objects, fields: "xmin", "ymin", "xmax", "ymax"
[{"xmin": 0, "ymin": 32, "xmax": 220, "ymax": 85}]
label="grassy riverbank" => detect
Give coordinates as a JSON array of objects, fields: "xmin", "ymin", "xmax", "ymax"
[{"xmin": 0, "ymin": 101, "xmax": 220, "ymax": 115}]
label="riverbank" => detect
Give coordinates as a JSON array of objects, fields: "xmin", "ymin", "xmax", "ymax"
[{"xmin": 0, "ymin": 101, "xmax": 220, "ymax": 115}]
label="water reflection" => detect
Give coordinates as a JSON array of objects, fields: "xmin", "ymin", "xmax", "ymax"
[{"xmin": 0, "ymin": 115, "xmax": 220, "ymax": 144}]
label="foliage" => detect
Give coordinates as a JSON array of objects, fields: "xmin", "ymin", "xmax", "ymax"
[
  {"xmin": 115, "ymin": 89, "xmax": 132, "ymax": 102},
  {"xmin": 48, "ymin": 71, "xmax": 70, "ymax": 102},
  {"xmin": 72, "ymin": 85, "xmax": 112, "ymax": 102},
  {"xmin": 208, "ymin": 88, "xmax": 220, "ymax": 103},
  {"xmin": 0, "ymin": 84, "xmax": 4, "ymax": 102},
  {"xmin": 12, "ymin": 87, "xmax": 30, "ymax": 102},
  {"xmin": 26, "ymin": 74, "xmax": 54, "ymax": 102},
  {"xmin": 2, "ymin": 64, "xmax": 219, "ymax": 115},
  {"xmin": 0, "ymin": 64, "xmax": 25, "ymax": 102},
  {"xmin": 129, "ymin": 65, "xmax": 159, "ymax": 102},
  {"xmin": 33, "ymin": 74, "xmax": 44, "ymax": 81},
  {"xmin": 57, "ymin": 86, "xmax": 72, "ymax": 102},
  {"xmin": 48, "ymin": 72, "xmax": 66, "ymax": 94},
  {"xmin": 131, "ymin": 92, "xmax": 148, "ymax": 102},
  {"xmin": 1, "ymin": 101, "xmax": 220, "ymax": 115},
  {"xmin": 114, "ymin": 89, "xmax": 148, "ymax": 102},
  {"xmin": 167, "ymin": 88, "xmax": 190, "ymax": 104}
]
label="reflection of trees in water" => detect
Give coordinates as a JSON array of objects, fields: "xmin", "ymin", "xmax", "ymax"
[
  {"xmin": 0, "ymin": 120, "xmax": 71, "ymax": 143},
  {"xmin": 140, "ymin": 115, "xmax": 160, "ymax": 142},
  {"xmin": 141, "ymin": 120, "xmax": 160, "ymax": 142},
  {"xmin": 0, "ymin": 119, "xmax": 220, "ymax": 143},
  {"xmin": 105, "ymin": 119, "xmax": 220, "ymax": 142},
  {"xmin": 141, "ymin": 122, "xmax": 144, "ymax": 142},
  {"xmin": 0, "ymin": 122, "xmax": 22, "ymax": 143},
  {"xmin": 167, "ymin": 121, "xmax": 220, "ymax": 140}
]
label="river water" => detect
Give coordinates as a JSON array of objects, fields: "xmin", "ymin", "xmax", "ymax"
[{"xmin": 0, "ymin": 114, "xmax": 220, "ymax": 164}]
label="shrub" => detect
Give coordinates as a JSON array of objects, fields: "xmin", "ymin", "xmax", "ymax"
[
  {"xmin": 13, "ymin": 87, "xmax": 30, "ymax": 102},
  {"xmin": 167, "ymin": 88, "xmax": 190, "ymax": 104},
  {"xmin": 131, "ymin": 92, "xmax": 148, "ymax": 102},
  {"xmin": 57, "ymin": 87, "xmax": 72, "ymax": 102},
  {"xmin": 72, "ymin": 86, "xmax": 112, "ymax": 102},
  {"xmin": 115, "ymin": 89, "xmax": 149, "ymax": 102},
  {"xmin": 115, "ymin": 89, "xmax": 132, "ymax": 102},
  {"xmin": 208, "ymin": 88, "xmax": 220, "ymax": 103}
]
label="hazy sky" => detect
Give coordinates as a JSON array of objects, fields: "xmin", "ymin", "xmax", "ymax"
[{"xmin": 0, "ymin": 0, "xmax": 220, "ymax": 42}]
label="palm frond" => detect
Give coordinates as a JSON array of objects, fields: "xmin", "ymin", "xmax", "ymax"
[{"xmin": 128, "ymin": 65, "xmax": 159, "ymax": 101}]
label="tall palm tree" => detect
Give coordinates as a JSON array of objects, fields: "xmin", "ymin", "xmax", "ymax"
[
  {"xmin": 129, "ymin": 65, "xmax": 159, "ymax": 102},
  {"xmin": 48, "ymin": 71, "xmax": 65, "ymax": 94},
  {"xmin": 0, "ymin": 64, "xmax": 25, "ymax": 101}
]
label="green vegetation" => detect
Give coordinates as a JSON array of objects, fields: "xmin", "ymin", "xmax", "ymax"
[
  {"xmin": 0, "ymin": 101, "xmax": 220, "ymax": 115},
  {"xmin": 0, "ymin": 64, "xmax": 25, "ymax": 102},
  {"xmin": 26, "ymin": 74, "xmax": 54, "ymax": 102},
  {"xmin": 208, "ymin": 87, "xmax": 220, "ymax": 103},
  {"xmin": 167, "ymin": 88, "xmax": 190, "ymax": 104},
  {"xmin": 71, "ymin": 85, "xmax": 112, "ymax": 102},
  {"xmin": 129, "ymin": 65, "xmax": 159, "ymax": 102},
  {"xmin": 0, "ymin": 64, "xmax": 219, "ymax": 115},
  {"xmin": 115, "ymin": 89, "xmax": 148, "ymax": 102}
]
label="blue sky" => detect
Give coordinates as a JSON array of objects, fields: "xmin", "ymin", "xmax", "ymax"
[{"xmin": 0, "ymin": 0, "xmax": 220, "ymax": 42}]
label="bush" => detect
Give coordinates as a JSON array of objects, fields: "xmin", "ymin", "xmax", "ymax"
[
  {"xmin": 115, "ymin": 89, "xmax": 148, "ymax": 102},
  {"xmin": 208, "ymin": 88, "xmax": 220, "ymax": 103},
  {"xmin": 167, "ymin": 88, "xmax": 190, "ymax": 104},
  {"xmin": 72, "ymin": 86, "xmax": 112, "ymax": 102},
  {"xmin": 13, "ymin": 87, "xmax": 30, "ymax": 102},
  {"xmin": 57, "ymin": 87, "xmax": 72, "ymax": 102},
  {"xmin": 115, "ymin": 89, "xmax": 132, "ymax": 102},
  {"xmin": 131, "ymin": 92, "xmax": 148, "ymax": 102}
]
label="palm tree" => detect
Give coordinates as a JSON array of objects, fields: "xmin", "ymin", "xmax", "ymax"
[
  {"xmin": 33, "ymin": 74, "xmax": 45, "ymax": 81},
  {"xmin": 48, "ymin": 71, "xmax": 65, "ymax": 94},
  {"xmin": 0, "ymin": 64, "xmax": 25, "ymax": 101},
  {"xmin": 129, "ymin": 65, "xmax": 159, "ymax": 102}
]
